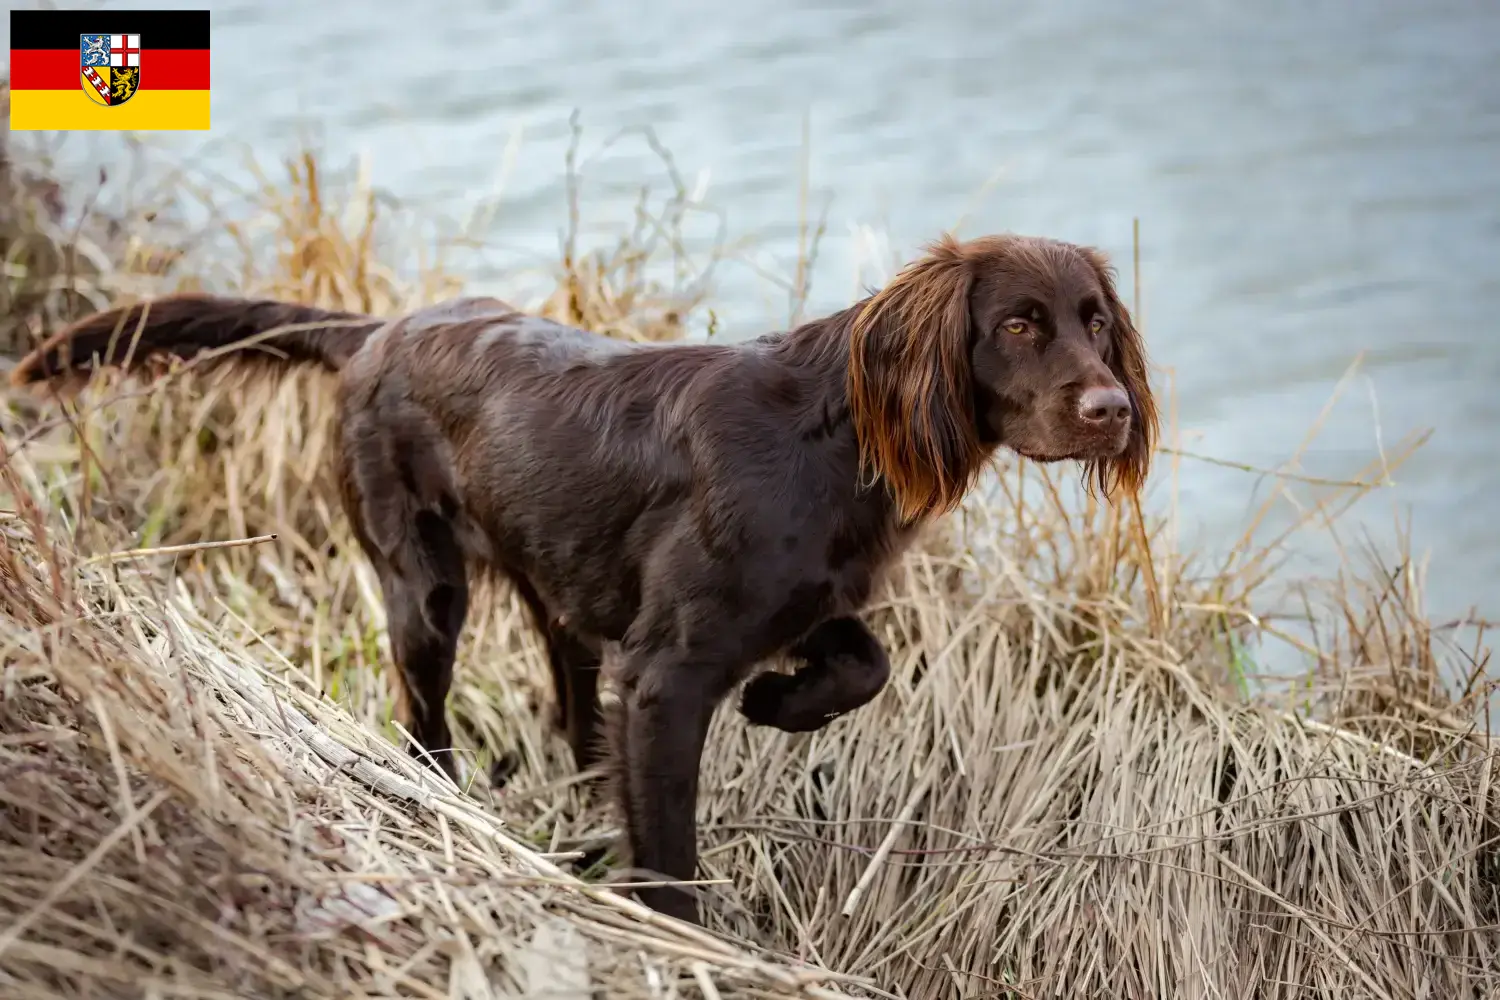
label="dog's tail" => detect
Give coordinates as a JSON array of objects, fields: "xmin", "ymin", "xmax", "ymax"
[{"xmin": 10, "ymin": 292, "xmax": 385, "ymax": 390}]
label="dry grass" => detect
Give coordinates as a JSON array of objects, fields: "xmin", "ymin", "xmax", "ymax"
[
  {"xmin": 2, "ymin": 100, "xmax": 1498, "ymax": 999},
  {"xmin": 0, "ymin": 103, "xmax": 178, "ymax": 356}
]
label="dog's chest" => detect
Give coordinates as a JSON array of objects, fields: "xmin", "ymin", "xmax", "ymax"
[{"xmin": 821, "ymin": 518, "xmax": 918, "ymax": 618}]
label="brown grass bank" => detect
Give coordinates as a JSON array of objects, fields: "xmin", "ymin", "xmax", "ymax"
[{"xmin": 1, "ymin": 103, "xmax": 1497, "ymax": 999}]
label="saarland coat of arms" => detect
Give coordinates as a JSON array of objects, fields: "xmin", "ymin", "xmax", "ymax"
[{"xmin": 80, "ymin": 33, "xmax": 141, "ymax": 107}]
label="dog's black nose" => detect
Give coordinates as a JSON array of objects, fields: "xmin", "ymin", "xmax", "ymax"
[{"xmin": 1079, "ymin": 386, "xmax": 1130, "ymax": 427}]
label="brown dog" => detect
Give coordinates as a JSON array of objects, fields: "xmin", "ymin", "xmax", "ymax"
[{"xmin": 11, "ymin": 233, "xmax": 1158, "ymax": 924}]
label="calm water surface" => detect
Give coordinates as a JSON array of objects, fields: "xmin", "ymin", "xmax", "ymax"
[{"xmin": 10, "ymin": 0, "xmax": 1500, "ymax": 675}]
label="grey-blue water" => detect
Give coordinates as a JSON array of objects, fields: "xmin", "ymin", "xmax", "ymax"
[{"xmin": 10, "ymin": 0, "xmax": 1500, "ymax": 684}]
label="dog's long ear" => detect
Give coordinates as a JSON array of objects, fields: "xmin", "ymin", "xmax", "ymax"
[
  {"xmin": 848, "ymin": 234, "xmax": 985, "ymax": 523},
  {"xmin": 1079, "ymin": 247, "xmax": 1158, "ymax": 499}
]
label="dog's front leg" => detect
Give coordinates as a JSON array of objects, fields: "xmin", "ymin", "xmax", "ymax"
[
  {"xmin": 739, "ymin": 616, "xmax": 890, "ymax": 733},
  {"xmin": 608, "ymin": 647, "xmax": 717, "ymax": 924}
]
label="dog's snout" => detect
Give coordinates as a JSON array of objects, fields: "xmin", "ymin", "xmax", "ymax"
[{"xmin": 1078, "ymin": 386, "xmax": 1130, "ymax": 427}]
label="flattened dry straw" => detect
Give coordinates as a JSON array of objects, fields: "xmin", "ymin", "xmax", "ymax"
[
  {"xmin": 0, "ymin": 457, "xmax": 858, "ymax": 999},
  {"xmin": 2, "ymin": 116, "xmax": 1498, "ymax": 998}
]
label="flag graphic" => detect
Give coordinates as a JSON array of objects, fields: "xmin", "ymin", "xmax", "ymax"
[{"xmin": 9, "ymin": 10, "xmax": 210, "ymax": 131}]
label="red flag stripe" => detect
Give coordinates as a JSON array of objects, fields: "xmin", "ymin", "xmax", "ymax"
[{"xmin": 8, "ymin": 49, "xmax": 210, "ymax": 91}]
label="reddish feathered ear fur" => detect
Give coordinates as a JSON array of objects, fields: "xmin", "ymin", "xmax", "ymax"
[
  {"xmin": 847, "ymin": 234, "xmax": 987, "ymax": 523},
  {"xmin": 1078, "ymin": 247, "xmax": 1158, "ymax": 500}
]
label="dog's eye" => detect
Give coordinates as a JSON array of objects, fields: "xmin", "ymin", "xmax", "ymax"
[
  {"xmin": 1002, "ymin": 319, "xmax": 1030, "ymax": 336},
  {"xmin": 1088, "ymin": 316, "xmax": 1106, "ymax": 336}
]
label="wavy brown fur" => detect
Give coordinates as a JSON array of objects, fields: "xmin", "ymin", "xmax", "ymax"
[
  {"xmin": 10, "ymin": 232, "xmax": 1157, "ymax": 926},
  {"xmin": 848, "ymin": 236, "xmax": 988, "ymax": 522},
  {"xmin": 9, "ymin": 292, "xmax": 382, "ymax": 391}
]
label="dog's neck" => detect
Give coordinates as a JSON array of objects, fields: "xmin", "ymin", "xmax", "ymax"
[
  {"xmin": 765, "ymin": 301, "xmax": 864, "ymax": 439},
  {"xmin": 767, "ymin": 301, "xmax": 864, "ymax": 372},
  {"xmin": 763, "ymin": 302, "xmax": 938, "ymax": 532}
]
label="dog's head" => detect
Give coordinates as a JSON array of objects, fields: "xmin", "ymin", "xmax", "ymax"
[{"xmin": 848, "ymin": 232, "xmax": 1159, "ymax": 522}]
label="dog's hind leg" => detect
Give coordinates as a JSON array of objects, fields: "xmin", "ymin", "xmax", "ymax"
[
  {"xmin": 375, "ymin": 509, "xmax": 470, "ymax": 782},
  {"xmin": 339, "ymin": 408, "xmax": 472, "ymax": 784},
  {"xmin": 547, "ymin": 629, "xmax": 604, "ymax": 772},
  {"xmin": 505, "ymin": 577, "xmax": 605, "ymax": 777}
]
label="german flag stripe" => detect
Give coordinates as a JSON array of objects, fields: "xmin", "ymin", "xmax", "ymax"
[
  {"xmin": 8, "ymin": 10, "xmax": 209, "ymax": 51},
  {"xmin": 8, "ymin": 50, "xmax": 211, "ymax": 91},
  {"xmin": 9, "ymin": 91, "xmax": 212, "ymax": 131}
]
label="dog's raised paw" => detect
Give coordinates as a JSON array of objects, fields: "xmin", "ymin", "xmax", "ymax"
[
  {"xmin": 738, "ymin": 670, "xmax": 797, "ymax": 728},
  {"xmin": 739, "ymin": 670, "xmax": 836, "ymax": 733}
]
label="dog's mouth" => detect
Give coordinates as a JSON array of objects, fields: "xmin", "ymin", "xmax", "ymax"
[
  {"xmin": 1016, "ymin": 429, "xmax": 1129, "ymax": 465},
  {"xmin": 1013, "ymin": 448, "xmax": 1069, "ymax": 464}
]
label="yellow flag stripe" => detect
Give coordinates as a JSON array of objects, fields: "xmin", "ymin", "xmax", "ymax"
[{"xmin": 9, "ymin": 88, "xmax": 210, "ymax": 131}]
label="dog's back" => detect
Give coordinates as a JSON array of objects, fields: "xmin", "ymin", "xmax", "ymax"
[{"xmin": 334, "ymin": 298, "xmax": 737, "ymax": 642}]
